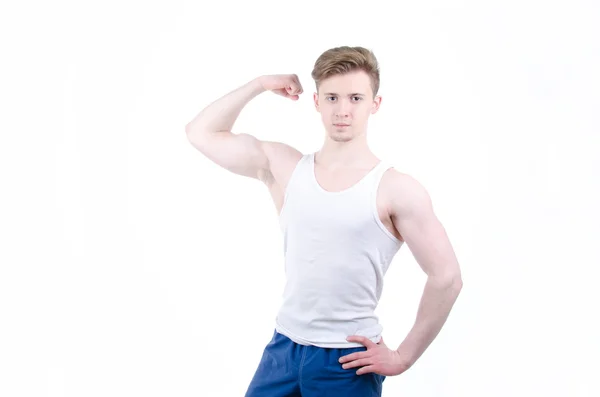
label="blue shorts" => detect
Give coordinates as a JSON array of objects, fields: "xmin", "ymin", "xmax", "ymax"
[{"xmin": 245, "ymin": 329, "xmax": 386, "ymax": 397}]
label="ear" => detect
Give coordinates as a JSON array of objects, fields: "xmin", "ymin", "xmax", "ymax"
[
  {"xmin": 371, "ymin": 95, "xmax": 382, "ymax": 114},
  {"xmin": 313, "ymin": 92, "xmax": 320, "ymax": 112}
]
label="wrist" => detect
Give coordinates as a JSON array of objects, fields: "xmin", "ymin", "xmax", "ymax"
[
  {"xmin": 395, "ymin": 345, "xmax": 418, "ymax": 368},
  {"xmin": 390, "ymin": 350, "xmax": 412, "ymax": 375},
  {"xmin": 254, "ymin": 76, "xmax": 268, "ymax": 93}
]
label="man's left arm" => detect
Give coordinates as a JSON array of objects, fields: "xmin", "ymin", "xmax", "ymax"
[
  {"xmin": 340, "ymin": 172, "xmax": 463, "ymax": 376},
  {"xmin": 389, "ymin": 173, "xmax": 463, "ymax": 371}
]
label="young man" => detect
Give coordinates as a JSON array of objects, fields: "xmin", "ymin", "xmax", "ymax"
[{"xmin": 185, "ymin": 46, "xmax": 463, "ymax": 396}]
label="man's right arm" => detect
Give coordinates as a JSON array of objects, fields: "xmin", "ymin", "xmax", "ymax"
[{"xmin": 185, "ymin": 77, "xmax": 272, "ymax": 180}]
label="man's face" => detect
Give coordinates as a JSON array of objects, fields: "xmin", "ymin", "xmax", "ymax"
[{"xmin": 313, "ymin": 70, "xmax": 381, "ymax": 142}]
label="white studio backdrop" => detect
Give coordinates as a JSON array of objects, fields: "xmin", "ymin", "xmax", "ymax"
[{"xmin": 0, "ymin": 0, "xmax": 598, "ymax": 396}]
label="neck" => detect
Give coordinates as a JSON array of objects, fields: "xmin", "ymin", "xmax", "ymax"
[{"xmin": 316, "ymin": 134, "xmax": 377, "ymax": 169}]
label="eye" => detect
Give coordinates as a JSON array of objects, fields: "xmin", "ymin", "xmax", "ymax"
[
  {"xmin": 326, "ymin": 96, "xmax": 336, "ymax": 101},
  {"xmin": 352, "ymin": 96, "xmax": 362, "ymax": 101}
]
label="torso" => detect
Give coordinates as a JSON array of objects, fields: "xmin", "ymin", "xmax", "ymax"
[{"xmin": 260, "ymin": 144, "xmax": 404, "ymax": 242}]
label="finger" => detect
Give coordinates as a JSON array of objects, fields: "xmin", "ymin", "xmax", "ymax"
[
  {"xmin": 291, "ymin": 74, "xmax": 302, "ymax": 88},
  {"xmin": 356, "ymin": 365, "xmax": 377, "ymax": 376},
  {"xmin": 347, "ymin": 335, "xmax": 377, "ymax": 349},
  {"xmin": 274, "ymin": 89, "xmax": 299, "ymax": 100},
  {"xmin": 377, "ymin": 336, "xmax": 386, "ymax": 346},
  {"xmin": 339, "ymin": 351, "xmax": 368, "ymax": 364},
  {"xmin": 342, "ymin": 358, "xmax": 371, "ymax": 370},
  {"xmin": 284, "ymin": 90, "xmax": 299, "ymax": 100},
  {"xmin": 286, "ymin": 82, "xmax": 302, "ymax": 95}
]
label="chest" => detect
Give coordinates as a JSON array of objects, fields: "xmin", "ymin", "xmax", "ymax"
[
  {"xmin": 313, "ymin": 165, "xmax": 374, "ymax": 193},
  {"xmin": 280, "ymin": 167, "xmax": 402, "ymax": 242}
]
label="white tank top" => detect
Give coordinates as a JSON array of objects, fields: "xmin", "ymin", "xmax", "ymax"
[{"xmin": 275, "ymin": 152, "xmax": 404, "ymax": 348}]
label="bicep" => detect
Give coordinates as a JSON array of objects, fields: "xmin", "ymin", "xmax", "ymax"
[
  {"xmin": 187, "ymin": 130, "xmax": 270, "ymax": 180},
  {"xmin": 391, "ymin": 177, "xmax": 460, "ymax": 279}
]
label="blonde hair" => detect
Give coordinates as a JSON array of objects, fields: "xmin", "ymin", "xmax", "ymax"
[{"xmin": 311, "ymin": 46, "xmax": 380, "ymax": 96}]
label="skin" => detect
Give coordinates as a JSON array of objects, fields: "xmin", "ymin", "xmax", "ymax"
[{"xmin": 185, "ymin": 69, "xmax": 463, "ymax": 377}]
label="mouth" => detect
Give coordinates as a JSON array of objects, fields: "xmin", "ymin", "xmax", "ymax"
[{"xmin": 334, "ymin": 124, "xmax": 350, "ymax": 127}]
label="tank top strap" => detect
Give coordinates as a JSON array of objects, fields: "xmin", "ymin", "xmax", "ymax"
[
  {"xmin": 369, "ymin": 160, "xmax": 394, "ymax": 187},
  {"xmin": 280, "ymin": 152, "xmax": 312, "ymax": 209}
]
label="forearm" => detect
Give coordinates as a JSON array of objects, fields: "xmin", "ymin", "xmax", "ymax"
[
  {"xmin": 396, "ymin": 275, "xmax": 462, "ymax": 365},
  {"xmin": 185, "ymin": 77, "xmax": 266, "ymax": 134}
]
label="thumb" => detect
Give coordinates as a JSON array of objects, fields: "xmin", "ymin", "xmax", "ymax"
[
  {"xmin": 273, "ymin": 88, "xmax": 299, "ymax": 100},
  {"xmin": 378, "ymin": 336, "xmax": 386, "ymax": 346}
]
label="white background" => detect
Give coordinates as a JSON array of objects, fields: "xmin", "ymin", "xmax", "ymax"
[{"xmin": 1, "ymin": 0, "xmax": 599, "ymax": 396}]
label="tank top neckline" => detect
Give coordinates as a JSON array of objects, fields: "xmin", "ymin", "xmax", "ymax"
[{"xmin": 309, "ymin": 152, "xmax": 385, "ymax": 195}]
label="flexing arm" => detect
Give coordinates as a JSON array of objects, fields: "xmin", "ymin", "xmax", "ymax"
[{"xmin": 185, "ymin": 75, "xmax": 303, "ymax": 180}]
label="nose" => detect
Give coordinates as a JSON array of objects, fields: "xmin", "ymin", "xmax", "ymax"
[{"xmin": 335, "ymin": 98, "xmax": 352, "ymax": 118}]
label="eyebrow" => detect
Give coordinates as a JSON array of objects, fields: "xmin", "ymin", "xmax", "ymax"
[{"xmin": 323, "ymin": 92, "xmax": 365, "ymax": 96}]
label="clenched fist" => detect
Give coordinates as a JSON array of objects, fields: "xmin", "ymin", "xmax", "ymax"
[{"xmin": 259, "ymin": 74, "xmax": 304, "ymax": 101}]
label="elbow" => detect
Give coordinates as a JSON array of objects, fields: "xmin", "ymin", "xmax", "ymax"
[
  {"xmin": 185, "ymin": 121, "xmax": 194, "ymax": 134},
  {"xmin": 185, "ymin": 124, "xmax": 200, "ymax": 138},
  {"xmin": 185, "ymin": 126, "xmax": 209, "ymax": 148},
  {"xmin": 447, "ymin": 269, "xmax": 463, "ymax": 290},
  {"xmin": 185, "ymin": 126, "xmax": 198, "ymax": 146},
  {"xmin": 185, "ymin": 121, "xmax": 207, "ymax": 137},
  {"xmin": 453, "ymin": 275, "xmax": 463, "ymax": 293},
  {"xmin": 431, "ymin": 272, "xmax": 463, "ymax": 293},
  {"xmin": 185, "ymin": 124, "xmax": 194, "ymax": 140},
  {"xmin": 450, "ymin": 271, "xmax": 463, "ymax": 295}
]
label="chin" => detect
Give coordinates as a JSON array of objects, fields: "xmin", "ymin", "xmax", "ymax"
[{"xmin": 328, "ymin": 133, "xmax": 354, "ymax": 143}]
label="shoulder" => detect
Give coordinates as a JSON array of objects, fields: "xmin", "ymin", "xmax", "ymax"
[
  {"xmin": 262, "ymin": 141, "xmax": 304, "ymax": 166},
  {"xmin": 259, "ymin": 141, "xmax": 305, "ymax": 187},
  {"xmin": 380, "ymin": 167, "xmax": 434, "ymax": 219}
]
